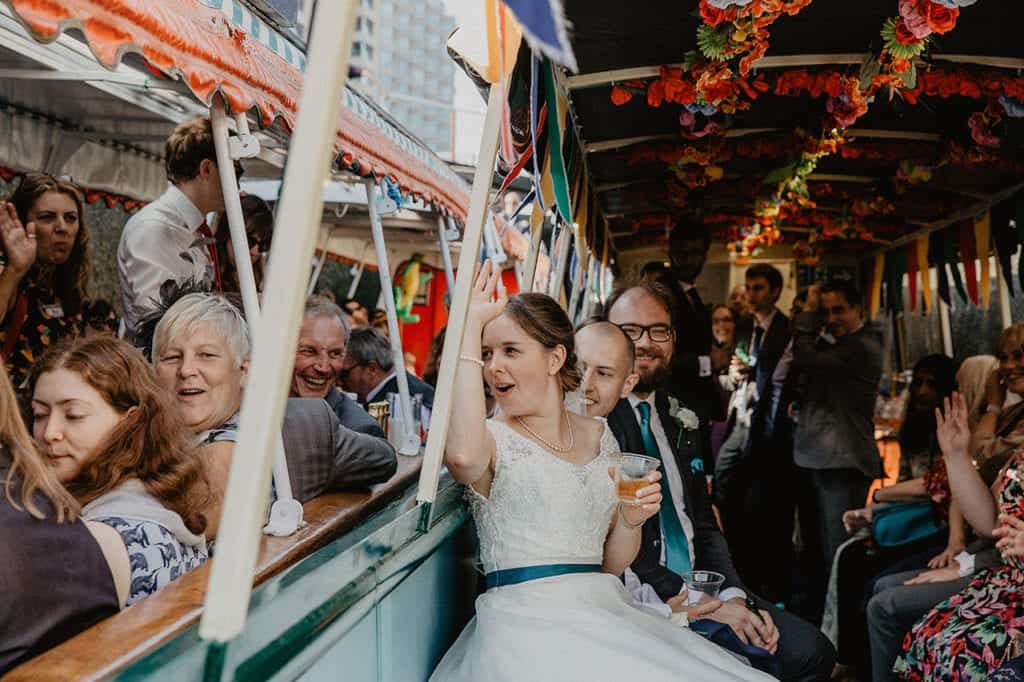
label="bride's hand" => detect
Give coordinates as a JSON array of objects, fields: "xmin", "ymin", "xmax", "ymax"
[
  {"xmin": 667, "ymin": 591, "xmax": 722, "ymax": 619},
  {"xmin": 467, "ymin": 259, "xmax": 508, "ymax": 327},
  {"xmin": 610, "ymin": 469, "xmax": 662, "ymax": 526}
]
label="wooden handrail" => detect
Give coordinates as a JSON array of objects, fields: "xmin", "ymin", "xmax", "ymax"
[{"xmin": 3, "ymin": 456, "xmax": 423, "ymax": 682}]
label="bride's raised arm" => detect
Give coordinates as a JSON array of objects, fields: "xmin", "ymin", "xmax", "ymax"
[{"xmin": 444, "ymin": 260, "xmax": 506, "ymax": 492}]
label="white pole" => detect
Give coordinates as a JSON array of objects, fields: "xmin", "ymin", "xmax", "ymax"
[
  {"xmin": 308, "ymin": 226, "xmax": 335, "ymax": 296},
  {"xmin": 364, "ymin": 179, "xmax": 419, "ymax": 456},
  {"xmin": 417, "ymin": 84, "xmax": 504, "ymax": 505},
  {"xmin": 199, "ymin": 0, "xmax": 358, "ymax": 642},
  {"xmin": 210, "ymin": 99, "xmax": 301, "ymax": 534},
  {"xmin": 939, "ymin": 298, "xmax": 954, "ymax": 357},
  {"xmin": 998, "ymin": 255, "xmax": 1013, "ymax": 328},
  {"xmin": 346, "ymin": 242, "xmax": 370, "ymax": 299},
  {"xmin": 437, "ymin": 215, "xmax": 456, "ymax": 293}
]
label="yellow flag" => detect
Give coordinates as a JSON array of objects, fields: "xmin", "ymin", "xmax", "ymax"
[
  {"xmin": 975, "ymin": 212, "xmax": 991, "ymax": 308},
  {"xmin": 869, "ymin": 253, "xmax": 884, "ymax": 320},
  {"xmin": 916, "ymin": 236, "xmax": 931, "ymax": 313},
  {"xmin": 483, "ymin": 1, "xmax": 524, "ymax": 84}
]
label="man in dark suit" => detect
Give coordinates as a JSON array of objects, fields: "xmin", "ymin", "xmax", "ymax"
[
  {"xmin": 664, "ymin": 221, "xmax": 723, "ymax": 473},
  {"xmin": 280, "ymin": 398, "xmax": 397, "ymax": 502},
  {"xmin": 605, "ymin": 282, "xmax": 835, "ymax": 682},
  {"xmin": 715, "ymin": 264, "xmax": 794, "ymax": 603},
  {"xmin": 342, "ymin": 327, "xmax": 435, "ymax": 427}
]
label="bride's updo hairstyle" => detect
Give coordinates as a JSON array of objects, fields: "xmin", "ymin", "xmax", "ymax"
[{"xmin": 501, "ymin": 293, "xmax": 582, "ymax": 393}]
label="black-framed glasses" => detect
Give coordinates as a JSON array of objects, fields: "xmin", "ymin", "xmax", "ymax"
[{"xmin": 617, "ymin": 323, "xmax": 673, "ymax": 343}]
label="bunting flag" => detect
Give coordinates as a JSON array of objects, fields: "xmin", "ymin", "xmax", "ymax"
[
  {"xmin": 885, "ymin": 250, "xmax": 905, "ymax": 313},
  {"xmin": 542, "ymin": 59, "xmax": 574, "ymax": 225},
  {"xmin": 959, "ymin": 221, "xmax": 979, "ymax": 305},
  {"xmin": 530, "ymin": 55, "xmax": 546, "ymax": 211},
  {"xmin": 869, "ymin": 253, "xmax": 885, "ymax": 319},
  {"xmin": 500, "ymin": 0, "xmax": 578, "ymax": 72},
  {"xmin": 906, "ymin": 242, "xmax": 919, "ymax": 312},
  {"xmin": 975, "ymin": 212, "xmax": 992, "ymax": 308},
  {"xmin": 931, "ymin": 231, "xmax": 951, "ymax": 307},
  {"xmin": 916, "ymin": 236, "xmax": 931, "ymax": 313},
  {"xmin": 483, "ymin": 0, "xmax": 524, "ymax": 84},
  {"xmin": 943, "ymin": 226, "xmax": 969, "ymax": 305},
  {"xmin": 991, "ymin": 197, "xmax": 1018, "ymax": 297}
]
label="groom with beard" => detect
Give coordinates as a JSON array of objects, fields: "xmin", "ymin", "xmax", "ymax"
[{"xmin": 604, "ymin": 282, "xmax": 836, "ymax": 682}]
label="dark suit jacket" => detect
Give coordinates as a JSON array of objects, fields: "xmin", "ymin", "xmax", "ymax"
[
  {"xmin": 280, "ymin": 398, "xmax": 398, "ymax": 503},
  {"xmin": 662, "ymin": 279, "xmax": 725, "ymax": 422},
  {"xmin": 363, "ymin": 372, "xmax": 435, "ymax": 411},
  {"xmin": 607, "ymin": 395, "xmax": 745, "ymax": 600},
  {"xmin": 325, "ymin": 386, "xmax": 387, "ymax": 438},
  {"xmin": 733, "ymin": 310, "xmax": 791, "ymax": 452}
]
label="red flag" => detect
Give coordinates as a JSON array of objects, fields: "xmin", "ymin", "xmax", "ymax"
[{"xmin": 959, "ymin": 220, "xmax": 979, "ymax": 305}]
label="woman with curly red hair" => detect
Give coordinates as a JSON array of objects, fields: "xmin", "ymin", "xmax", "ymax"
[{"xmin": 28, "ymin": 336, "xmax": 210, "ymax": 605}]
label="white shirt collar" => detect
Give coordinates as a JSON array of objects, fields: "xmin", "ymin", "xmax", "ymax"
[
  {"xmin": 627, "ymin": 392, "xmax": 656, "ymax": 410},
  {"xmin": 755, "ymin": 307, "xmax": 779, "ymax": 331},
  {"xmin": 366, "ymin": 371, "xmax": 398, "ymax": 403},
  {"xmin": 165, "ymin": 183, "xmax": 207, "ymax": 233}
]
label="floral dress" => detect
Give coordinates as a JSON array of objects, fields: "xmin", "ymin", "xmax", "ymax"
[
  {"xmin": 895, "ymin": 451, "xmax": 1024, "ymax": 681},
  {"xmin": 0, "ymin": 285, "xmax": 75, "ymax": 389}
]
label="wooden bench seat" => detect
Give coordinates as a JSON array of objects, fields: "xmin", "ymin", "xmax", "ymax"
[{"xmin": 3, "ymin": 455, "xmax": 423, "ymax": 682}]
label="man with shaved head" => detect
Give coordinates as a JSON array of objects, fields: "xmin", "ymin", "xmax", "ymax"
[{"xmin": 575, "ymin": 320, "xmax": 638, "ymax": 419}]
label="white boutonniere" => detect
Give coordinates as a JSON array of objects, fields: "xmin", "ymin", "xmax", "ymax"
[
  {"xmin": 668, "ymin": 397, "xmax": 700, "ymax": 431},
  {"xmin": 667, "ymin": 396, "xmax": 701, "ymax": 469}
]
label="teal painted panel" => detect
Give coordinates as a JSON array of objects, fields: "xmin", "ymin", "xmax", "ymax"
[
  {"xmin": 298, "ymin": 609, "xmax": 378, "ymax": 682},
  {"xmin": 378, "ymin": 539, "xmax": 459, "ymax": 681}
]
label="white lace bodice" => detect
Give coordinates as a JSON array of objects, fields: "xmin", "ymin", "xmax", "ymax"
[{"xmin": 469, "ymin": 418, "xmax": 620, "ymax": 574}]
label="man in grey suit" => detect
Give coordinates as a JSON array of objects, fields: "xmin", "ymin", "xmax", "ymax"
[
  {"xmin": 791, "ymin": 279, "xmax": 884, "ymax": 581},
  {"xmin": 281, "ymin": 398, "xmax": 397, "ymax": 502},
  {"xmin": 291, "ymin": 296, "xmax": 388, "ymax": 439}
]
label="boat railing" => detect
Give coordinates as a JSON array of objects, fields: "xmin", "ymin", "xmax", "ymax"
[{"xmin": 3, "ymin": 456, "xmax": 458, "ymax": 682}]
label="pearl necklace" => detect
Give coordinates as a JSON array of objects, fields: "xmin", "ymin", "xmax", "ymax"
[{"xmin": 516, "ymin": 409, "xmax": 574, "ymax": 453}]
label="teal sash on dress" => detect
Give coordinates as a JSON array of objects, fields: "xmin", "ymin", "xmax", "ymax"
[{"xmin": 485, "ymin": 563, "xmax": 602, "ymax": 589}]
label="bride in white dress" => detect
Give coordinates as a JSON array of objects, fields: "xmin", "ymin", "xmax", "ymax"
[{"xmin": 431, "ymin": 261, "xmax": 772, "ymax": 681}]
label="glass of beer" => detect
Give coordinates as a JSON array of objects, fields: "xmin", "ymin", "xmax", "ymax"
[
  {"xmin": 614, "ymin": 453, "xmax": 660, "ymax": 505},
  {"xmin": 681, "ymin": 570, "xmax": 726, "ymax": 605}
]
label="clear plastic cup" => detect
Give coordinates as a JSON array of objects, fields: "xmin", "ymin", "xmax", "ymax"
[
  {"xmin": 614, "ymin": 453, "xmax": 660, "ymax": 505},
  {"xmin": 681, "ymin": 570, "xmax": 726, "ymax": 605}
]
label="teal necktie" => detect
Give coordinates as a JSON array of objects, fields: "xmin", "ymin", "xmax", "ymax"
[{"xmin": 636, "ymin": 401, "xmax": 692, "ymax": 575}]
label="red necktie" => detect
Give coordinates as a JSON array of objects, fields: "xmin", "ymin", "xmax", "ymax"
[{"xmin": 197, "ymin": 222, "xmax": 223, "ymax": 292}]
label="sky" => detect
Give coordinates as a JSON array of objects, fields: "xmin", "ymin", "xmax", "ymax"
[{"xmin": 442, "ymin": 0, "xmax": 488, "ymax": 164}]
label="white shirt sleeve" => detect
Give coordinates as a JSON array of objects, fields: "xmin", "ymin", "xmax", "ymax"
[{"xmin": 623, "ymin": 568, "xmax": 672, "ymax": 618}]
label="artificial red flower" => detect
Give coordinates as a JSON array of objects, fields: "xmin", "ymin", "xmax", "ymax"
[
  {"xmin": 894, "ymin": 18, "xmax": 922, "ymax": 45},
  {"xmin": 699, "ymin": 1, "xmax": 738, "ymax": 26},
  {"xmin": 924, "ymin": 2, "xmax": 959, "ymax": 33},
  {"xmin": 647, "ymin": 80, "xmax": 666, "ymax": 107},
  {"xmin": 610, "ymin": 85, "xmax": 634, "ymax": 106}
]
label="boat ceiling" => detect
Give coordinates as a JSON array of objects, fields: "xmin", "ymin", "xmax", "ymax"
[{"xmin": 558, "ymin": 0, "xmax": 1024, "ymax": 257}]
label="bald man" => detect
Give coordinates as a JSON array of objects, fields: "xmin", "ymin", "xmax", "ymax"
[{"xmin": 575, "ymin": 321, "xmax": 639, "ymax": 418}]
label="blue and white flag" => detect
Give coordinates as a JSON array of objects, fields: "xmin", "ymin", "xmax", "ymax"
[{"xmin": 502, "ymin": 0, "xmax": 577, "ymax": 72}]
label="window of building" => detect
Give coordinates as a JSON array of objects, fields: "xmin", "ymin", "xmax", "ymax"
[
  {"xmin": 365, "ymin": 19, "xmax": 374, "ymax": 35},
  {"xmin": 351, "ymin": 41, "xmax": 362, "ymax": 57},
  {"xmin": 361, "ymin": 0, "xmax": 373, "ymax": 8},
  {"xmin": 365, "ymin": 44, "xmax": 374, "ymax": 59}
]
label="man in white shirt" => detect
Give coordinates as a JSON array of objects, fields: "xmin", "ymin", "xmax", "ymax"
[
  {"xmin": 604, "ymin": 282, "xmax": 836, "ymax": 682},
  {"xmin": 118, "ymin": 116, "xmax": 232, "ymax": 341}
]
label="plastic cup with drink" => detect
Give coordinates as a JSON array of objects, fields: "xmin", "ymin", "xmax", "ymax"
[
  {"xmin": 681, "ymin": 570, "xmax": 726, "ymax": 605},
  {"xmin": 613, "ymin": 453, "xmax": 660, "ymax": 505}
]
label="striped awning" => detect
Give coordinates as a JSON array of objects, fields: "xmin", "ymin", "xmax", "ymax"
[{"xmin": 2, "ymin": 0, "xmax": 470, "ymax": 219}]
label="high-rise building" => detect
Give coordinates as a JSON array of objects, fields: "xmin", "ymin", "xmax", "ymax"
[
  {"xmin": 375, "ymin": 0, "xmax": 457, "ymax": 156},
  {"xmin": 291, "ymin": 0, "xmax": 457, "ymax": 156}
]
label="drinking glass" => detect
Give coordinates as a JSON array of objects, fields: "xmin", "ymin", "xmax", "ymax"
[
  {"xmin": 681, "ymin": 570, "xmax": 726, "ymax": 605},
  {"xmin": 613, "ymin": 453, "xmax": 660, "ymax": 505}
]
